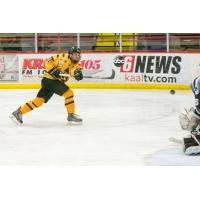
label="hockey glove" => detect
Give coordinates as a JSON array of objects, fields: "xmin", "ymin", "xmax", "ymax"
[
  {"xmin": 74, "ymin": 69, "xmax": 83, "ymax": 81},
  {"xmin": 49, "ymin": 68, "xmax": 61, "ymax": 78}
]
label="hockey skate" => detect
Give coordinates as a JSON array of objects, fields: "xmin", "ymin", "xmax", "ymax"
[
  {"xmin": 67, "ymin": 113, "xmax": 82, "ymax": 125},
  {"xmin": 10, "ymin": 107, "xmax": 23, "ymax": 125}
]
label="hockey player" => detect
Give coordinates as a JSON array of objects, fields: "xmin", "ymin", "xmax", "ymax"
[
  {"xmin": 11, "ymin": 46, "xmax": 83, "ymax": 124},
  {"xmin": 179, "ymin": 76, "xmax": 200, "ymax": 154}
]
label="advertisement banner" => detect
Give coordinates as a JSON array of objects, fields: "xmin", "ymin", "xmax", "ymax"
[
  {"xmin": 16, "ymin": 53, "xmax": 200, "ymax": 85},
  {"xmin": 79, "ymin": 53, "xmax": 200, "ymax": 85},
  {"xmin": 19, "ymin": 54, "xmax": 50, "ymax": 83},
  {"xmin": 112, "ymin": 54, "xmax": 188, "ymax": 85},
  {"xmin": 0, "ymin": 55, "xmax": 18, "ymax": 81}
]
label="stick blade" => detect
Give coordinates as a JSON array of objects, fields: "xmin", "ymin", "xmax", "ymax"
[{"xmin": 169, "ymin": 137, "xmax": 183, "ymax": 144}]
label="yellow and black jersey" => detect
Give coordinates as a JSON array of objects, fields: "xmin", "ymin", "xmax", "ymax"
[{"xmin": 43, "ymin": 53, "xmax": 82, "ymax": 82}]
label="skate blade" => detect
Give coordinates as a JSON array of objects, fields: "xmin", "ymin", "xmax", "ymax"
[
  {"xmin": 9, "ymin": 115, "xmax": 22, "ymax": 125},
  {"xmin": 67, "ymin": 121, "xmax": 83, "ymax": 126}
]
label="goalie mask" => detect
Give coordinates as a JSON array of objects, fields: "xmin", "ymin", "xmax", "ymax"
[{"xmin": 68, "ymin": 46, "xmax": 81, "ymax": 64}]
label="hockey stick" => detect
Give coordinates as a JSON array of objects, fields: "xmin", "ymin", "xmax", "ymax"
[
  {"xmin": 169, "ymin": 133, "xmax": 200, "ymax": 146},
  {"xmin": 169, "ymin": 137, "xmax": 183, "ymax": 144},
  {"xmin": 60, "ymin": 69, "xmax": 116, "ymax": 80},
  {"xmin": 59, "ymin": 73, "xmax": 70, "ymax": 77},
  {"xmin": 59, "ymin": 70, "xmax": 103, "ymax": 78},
  {"xmin": 83, "ymin": 69, "xmax": 104, "ymax": 76},
  {"xmin": 169, "ymin": 135, "xmax": 200, "ymax": 155},
  {"xmin": 83, "ymin": 69, "xmax": 115, "ymax": 79},
  {"xmin": 190, "ymin": 131, "xmax": 200, "ymax": 145},
  {"xmin": 184, "ymin": 132, "xmax": 200, "ymax": 155}
]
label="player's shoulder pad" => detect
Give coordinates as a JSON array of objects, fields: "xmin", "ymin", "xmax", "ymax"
[
  {"xmin": 53, "ymin": 54, "xmax": 63, "ymax": 60},
  {"xmin": 51, "ymin": 54, "xmax": 59, "ymax": 61}
]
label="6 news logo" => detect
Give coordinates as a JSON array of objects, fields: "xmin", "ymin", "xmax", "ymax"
[
  {"xmin": 113, "ymin": 55, "xmax": 182, "ymax": 74},
  {"xmin": 113, "ymin": 55, "xmax": 135, "ymax": 73}
]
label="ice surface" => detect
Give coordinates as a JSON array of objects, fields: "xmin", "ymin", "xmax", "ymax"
[{"xmin": 0, "ymin": 89, "xmax": 198, "ymax": 165}]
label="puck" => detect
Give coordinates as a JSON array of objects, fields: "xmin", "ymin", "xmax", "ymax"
[{"xmin": 170, "ymin": 90, "xmax": 175, "ymax": 95}]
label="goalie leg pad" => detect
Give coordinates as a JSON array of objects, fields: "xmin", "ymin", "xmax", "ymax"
[
  {"xmin": 179, "ymin": 113, "xmax": 190, "ymax": 130},
  {"xmin": 183, "ymin": 135, "xmax": 200, "ymax": 155},
  {"xmin": 185, "ymin": 146, "xmax": 200, "ymax": 155}
]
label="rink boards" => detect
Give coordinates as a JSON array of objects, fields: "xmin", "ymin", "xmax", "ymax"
[{"xmin": 0, "ymin": 52, "xmax": 198, "ymax": 89}]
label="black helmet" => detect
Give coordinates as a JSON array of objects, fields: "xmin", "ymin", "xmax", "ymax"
[{"xmin": 68, "ymin": 46, "xmax": 81, "ymax": 63}]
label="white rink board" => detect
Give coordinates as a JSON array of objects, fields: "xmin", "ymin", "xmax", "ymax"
[{"xmin": 1, "ymin": 53, "xmax": 200, "ymax": 85}]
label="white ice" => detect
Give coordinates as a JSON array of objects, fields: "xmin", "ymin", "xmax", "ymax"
[{"xmin": 0, "ymin": 88, "xmax": 199, "ymax": 166}]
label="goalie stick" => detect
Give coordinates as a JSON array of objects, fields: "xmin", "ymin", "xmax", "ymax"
[
  {"xmin": 169, "ymin": 132, "xmax": 200, "ymax": 145},
  {"xmin": 185, "ymin": 132, "xmax": 200, "ymax": 155},
  {"xmin": 190, "ymin": 131, "xmax": 200, "ymax": 145},
  {"xmin": 169, "ymin": 137, "xmax": 183, "ymax": 144},
  {"xmin": 169, "ymin": 132, "xmax": 200, "ymax": 155}
]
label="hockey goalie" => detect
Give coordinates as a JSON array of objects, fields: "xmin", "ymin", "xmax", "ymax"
[{"xmin": 179, "ymin": 77, "xmax": 200, "ymax": 155}]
